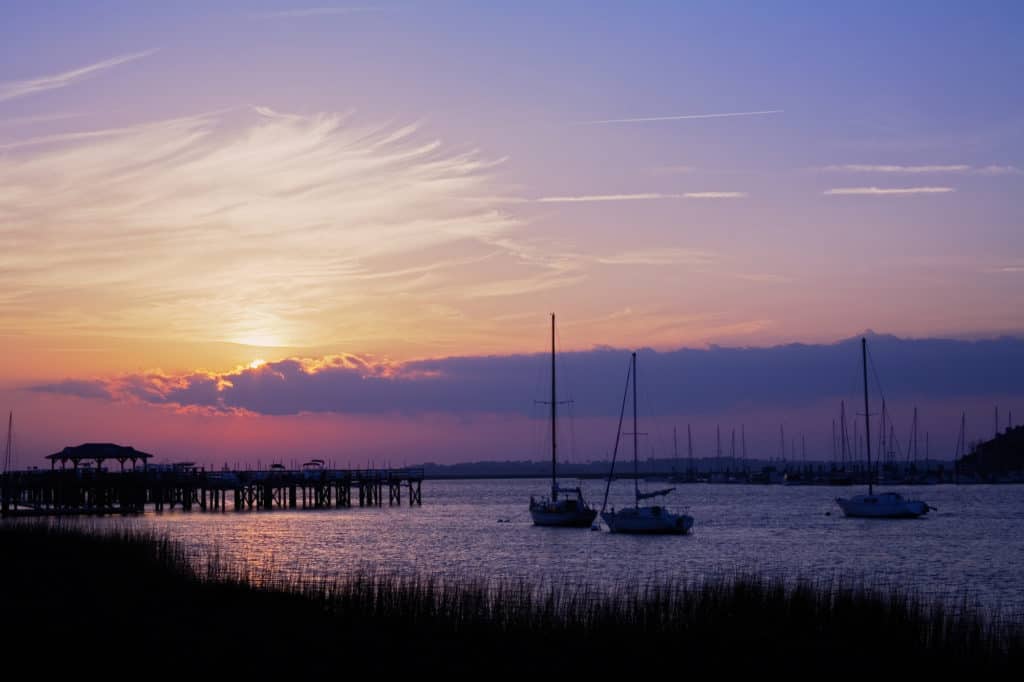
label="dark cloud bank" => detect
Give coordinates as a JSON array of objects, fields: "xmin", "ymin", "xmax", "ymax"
[{"xmin": 30, "ymin": 334, "xmax": 1024, "ymax": 417}]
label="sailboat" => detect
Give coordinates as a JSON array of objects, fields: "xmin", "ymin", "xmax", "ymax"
[
  {"xmin": 2, "ymin": 412, "xmax": 14, "ymax": 517},
  {"xmin": 3, "ymin": 411, "xmax": 13, "ymax": 474},
  {"xmin": 529, "ymin": 314, "xmax": 597, "ymax": 528},
  {"xmin": 835, "ymin": 338, "xmax": 931, "ymax": 519},
  {"xmin": 601, "ymin": 352, "xmax": 694, "ymax": 534}
]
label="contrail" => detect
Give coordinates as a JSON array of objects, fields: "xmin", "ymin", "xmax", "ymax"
[
  {"xmin": 575, "ymin": 109, "xmax": 783, "ymax": 125},
  {"xmin": 536, "ymin": 192, "xmax": 746, "ymax": 203},
  {"xmin": 824, "ymin": 186, "xmax": 954, "ymax": 196},
  {"xmin": 537, "ymin": 193, "xmax": 682, "ymax": 202},
  {"xmin": 0, "ymin": 50, "xmax": 158, "ymax": 103}
]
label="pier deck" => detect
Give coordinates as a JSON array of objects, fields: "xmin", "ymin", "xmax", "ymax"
[{"xmin": 0, "ymin": 467, "xmax": 423, "ymax": 517}]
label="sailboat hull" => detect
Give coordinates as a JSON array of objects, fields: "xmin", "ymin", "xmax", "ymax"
[
  {"xmin": 835, "ymin": 493, "xmax": 929, "ymax": 519},
  {"xmin": 601, "ymin": 507, "xmax": 694, "ymax": 535},
  {"xmin": 530, "ymin": 508, "xmax": 598, "ymax": 527},
  {"xmin": 530, "ymin": 499, "xmax": 597, "ymax": 527}
]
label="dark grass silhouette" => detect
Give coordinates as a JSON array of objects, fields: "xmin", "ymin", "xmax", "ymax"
[{"xmin": 1, "ymin": 522, "xmax": 1020, "ymax": 673}]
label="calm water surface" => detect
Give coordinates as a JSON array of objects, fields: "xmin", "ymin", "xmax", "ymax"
[{"xmin": 68, "ymin": 481, "xmax": 1024, "ymax": 619}]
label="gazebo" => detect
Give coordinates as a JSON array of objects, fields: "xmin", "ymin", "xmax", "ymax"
[{"xmin": 45, "ymin": 443, "xmax": 153, "ymax": 471}]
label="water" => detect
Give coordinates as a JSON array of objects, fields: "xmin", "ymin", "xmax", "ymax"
[{"xmin": 63, "ymin": 481, "xmax": 1024, "ymax": 620}]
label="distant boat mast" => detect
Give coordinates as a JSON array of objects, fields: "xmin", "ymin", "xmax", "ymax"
[
  {"xmin": 862, "ymin": 337, "xmax": 873, "ymax": 496},
  {"xmin": 687, "ymin": 424, "xmax": 694, "ymax": 477},
  {"xmin": 741, "ymin": 424, "xmax": 747, "ymax": 464},
  {"xmin": 3, "ymin": 411, "xmax": 12, "ymax": 474},
  {"xmin": 673, "ymin": 426, "xmax": 679, "ymax": 475},
  {"xmin": 840, "ymin": 400, "xmax": 849, "ymax": 468}
]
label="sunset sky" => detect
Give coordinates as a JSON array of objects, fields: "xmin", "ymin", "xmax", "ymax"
[{"xmin": 2, "ymin": 2, "xmax": 1022, "ymax": 465}]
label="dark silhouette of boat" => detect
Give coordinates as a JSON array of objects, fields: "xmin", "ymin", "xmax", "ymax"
[
  {"xmin": 529, "ymin": 314, "xmax": 597, "ymax": 528},
  {"xmin": 601, "ymin": 352, "xmax": 694, "ymax": 535},
  {"xmin": 835, "ymin": 338, "xmax": 931, "ymax": 518}
]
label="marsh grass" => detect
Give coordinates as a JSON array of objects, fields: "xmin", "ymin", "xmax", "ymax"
[{"xmin": 1, "ymin": 521, "xmax": 1019, "ymax": 673}]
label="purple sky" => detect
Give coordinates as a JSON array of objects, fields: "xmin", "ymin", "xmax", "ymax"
[{"xmin": 1, "ymin": 2, "xmax": 1022, "ymax": 465}]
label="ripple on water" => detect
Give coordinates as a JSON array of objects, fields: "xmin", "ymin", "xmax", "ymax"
[{"xmin": 53, "ymin": 481, "xmax": 1024, "ymax": 620}]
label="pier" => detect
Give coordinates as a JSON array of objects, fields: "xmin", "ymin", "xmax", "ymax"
[{"xmin": 1, "ymin": 444, "xmax": 423, "ymax": 517}]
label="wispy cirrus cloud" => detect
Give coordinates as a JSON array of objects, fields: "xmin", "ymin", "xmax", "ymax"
[
  {"xmin": 820, "ymin": 164, "xmax": 1020, "ymax": 175},
  {"xmin": 0, "ymin": 113, "xmax": 83, "ymax": 128},
  {"xmin": 823, "ymin": 186, "xmax": 954, "ymax": 196},
  {"xmin": 462, "ymin": 268, "xmax": 587, "ymax": 298},
  {"xmin": 575, "ymin": 109, "xmax": 783, "ymax": 125},
  {"xmin": 822, "ymin": 164, "xmax": 968, "ymax": 173},
  {"xmin": 683, "ymin": 191, "xmax": 747, "ymax": 199},
  {"xmin": 0, "ymin": 50, "xmax": 157, "ymax": 104},
  {"xmin": 596, "ymin": 248, "xmax": 716, "ymax": 266},
  {"xmin": 536, "ymin": 192, "xmax": 746, "ymax": 203},
  {"xmin": 537, "ymin": 193, "xmax": 683, "ymax": 203},
  {"xmin": 974, "ymin": 165, "xmax": 1021, "ymax": 176},
  {"xmin": 0, "ymin": 124, "xmax": 156, "ymax": 150},
  {"xmin": 0, "ymin": 107, "xmax": 516, "ymax": 348}
]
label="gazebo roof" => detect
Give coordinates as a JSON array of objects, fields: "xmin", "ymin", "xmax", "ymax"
[{"xmin": 46, "ymin": 443, "xmax": 154, "ymax": 462}]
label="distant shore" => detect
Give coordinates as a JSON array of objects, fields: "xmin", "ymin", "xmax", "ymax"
[
  {"xmin": 2, "ymin": 521, "xmax": 1020, "ymax": 673},
  {"xmin": 421, "ymin": 471, "xmax": 1024, "ymax": 483}
]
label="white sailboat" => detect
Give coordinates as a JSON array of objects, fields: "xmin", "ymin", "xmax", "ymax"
[
  {"xmin": 601, "ymin": 352, "xmax": 694, "ymax": 535},
  {"xmin": 835, "ymin": 338, "xmax": 931, "ymax": 518},
  {"xmin": 529, "ymin": 314, "xmax": 597, "ymax": 528}
]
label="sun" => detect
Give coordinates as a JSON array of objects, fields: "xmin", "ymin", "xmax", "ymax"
[{"xmin": 248, "ymin": 359, "xmax": 267, "ymax": 370}]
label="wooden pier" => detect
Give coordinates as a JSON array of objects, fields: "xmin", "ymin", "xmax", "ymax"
[{"xmin": 1, "ymin": 445, "xmax": 423, "ymax": 517}]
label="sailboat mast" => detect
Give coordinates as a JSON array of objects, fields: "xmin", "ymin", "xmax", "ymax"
[
  {"xmin": 673, "ymin": 426, "xmax": 679, "ymax": 474},
  {"xmin": 890, "ymin": 424, "xmax": 895, "ymax": 465},
  {"xmin": 687, "ymin": 424, "xmax": 694, "ymax": 477},
  {"xmin": 550, "ymin": 313, "xmax": 557, "ymax": 499},
  {"xmin": 632, "ymin": 351, "xmax": 639, "ymax": 508},
  {"xmin": 1, "ymin": 411, "xmax": 10, "ymax": 518},
  {"xmin": 3, "ymin": 411, "xmax": 12, "ymax": 474},
  {"xmin": 600, "ymin": 359, "xmax": 632, "ymax": 516},
  {"xmin": 880, "ymin": 400, "xmax": 887, "ymax": 466},
  {"xmin": 840, "ymin": 401, "xmax": 848, "ymax": 467},
  {"xmin": 862, "ymin": 337, "xmax": 873, "ymax": 496},
  {"xmin": 913, "ymin": 406, "xmax": 918, "ymax": 466}
]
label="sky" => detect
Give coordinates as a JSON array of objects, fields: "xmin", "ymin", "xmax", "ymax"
[{"xmin": 1, "ymin": 2, "xmax": 1022, "ymax": 466}]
